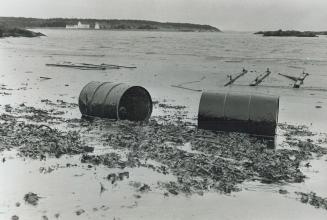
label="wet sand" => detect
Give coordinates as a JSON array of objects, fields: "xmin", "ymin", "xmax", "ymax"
[{"xmin": 1, "ymin": 30, "xmax": 327, "ymax": 219}]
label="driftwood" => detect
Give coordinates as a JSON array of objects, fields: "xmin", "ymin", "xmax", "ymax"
[
  {"xmin": 46, "ymin": 63, "xmax": 106, "ymax": 70},
  {"xmin": 224, "ymin": 68, "xmax": 248, "ymax": 86},
  {"xmin": 249, "ymin": 68, "xmax": 271, "ymax": 86},
  {"xmin": 46, "ymin": 62, "xmax": 137, "ymax": 70},
  {"xmin": 278, "ymin": 73, "xmax": 298, "ymax": 81},
  {"xmin": 39, "ymin": 76, "xmax": 52, "ymax": 80},
  {"xmin": 80, "ymin": 63, "xmax": 136, "ymax": 69},
  {"xmin": 177, "ymin": 76, "xmax": 206, "ymax": 87},
  {"xmin": 171, "ymin": 85, "xmax": 202, "ymax": 92},
  {"xmin": 171, "ymin": 76, "xmax": 205, "ymax": 92},
  {"xmin": 101, "ymin": 63, "xmax": 136, "ymax": 69}
]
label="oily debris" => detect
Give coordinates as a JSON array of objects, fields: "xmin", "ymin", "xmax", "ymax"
[
  {"xmin": 24, "ymin": 192, "xmax": 41, "ymax": 206},
  {"xmin": 296, "ymin": 192, "xmax": 327, "ymax": 210},
  {"xmin": 79, "ymin": 118, "xmax": 327, "ymax": 195}
]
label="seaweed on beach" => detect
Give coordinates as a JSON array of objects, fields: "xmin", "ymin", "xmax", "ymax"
[
  {"xmin": 1, "ymin": 103, "xmax": 327, "ymax": 197},
  {"xmin": 158, "ymin": 103, "xmax": 186, "ymax": 110},
  {"xmin": 79, "ymin": 118, "xmax": 326, "ymax": 195},
  {"xmin": 24, "ymin": 192, "xmax": 41, "ymax": 206},
  {"xmin": 0, "ymin": 110, "xmax": 93, "ymax": 158},
  {"xmin": 296, "ymin": 192, "xmax": 327, "ymax": 210},
  {"xmin": 279, "ymin": 123, "xmax": 327, "ymax": 157},
  {"xmin": 279, "ymin": 123, "xmax": 315, "ymax": 137}
]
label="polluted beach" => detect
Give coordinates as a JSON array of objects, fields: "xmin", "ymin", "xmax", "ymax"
[{"xmin": 1, "ymin": 5, "xmax": 327, "ymax": 220}]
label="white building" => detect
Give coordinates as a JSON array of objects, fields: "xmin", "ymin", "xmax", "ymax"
[
  {"xmin": 66, "ymin": 21, "xmax": 90, "ymax": 29},
  {"xmin": 94, "ymin": 22, "xmax": 100, "ymax": 30}
]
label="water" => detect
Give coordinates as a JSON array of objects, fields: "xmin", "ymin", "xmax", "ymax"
[
  {"xmin": 1, "ymin": 29, "xmax": 327, "ymax": 131},
  {"xmin": 1, "ymin": 30, "xmax": 327, "ymax": 219}
]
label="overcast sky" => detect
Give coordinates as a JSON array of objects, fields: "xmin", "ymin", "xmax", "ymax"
[{"xmin": 1, "ymin": 0, "xmax": 327, "ymax": 31}]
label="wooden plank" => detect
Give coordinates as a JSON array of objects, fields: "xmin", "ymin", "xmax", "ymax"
[
  {"xmin": 46, "ymin": 62, "xmax": 136, "ymax": 70},
  {"xmin": 171, "ymin": 85, "xmax": 202, "ymax": 92},
  {"xmin": 39, "ymin": 76, "xmax": 52, "ymax": 80},
  {"xmin": 81, "ymin": 63, "xmax": 136, "ymax": 69},
  {"xmin": 224, "ymin": 68, "xmax": 248, "ymax": 86},
  {"xmin": 46, "ymin": 63, "xmax": 106, "ymax": 70},
  {"xmin": 278, "ymin": 73, "xmax": 298, "ymax": 81},
  {"xmin": 249, "ymin": 69, "xmax": 271, "ymax": 86}
]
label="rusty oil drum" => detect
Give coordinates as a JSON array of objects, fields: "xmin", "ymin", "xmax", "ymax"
[
  {"xmin": 78, "ymin": 81, "xmax": 153, "ymax": 121},
  {"xmin": 198, "ymin": 91, "xmax": 279, "ymax": 136}
]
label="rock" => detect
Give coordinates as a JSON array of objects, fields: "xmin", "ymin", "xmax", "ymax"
[
  {"xmin": 107, "ymin": 173, "xmax": 118, "ymax": 184},
  {"xmin": 134, "ymin": 194, "xmax": 141, "ymax": 199},
  {"xmin": 0, "ymin": 27, "xmax": 45, "ymax": 38},
  {"xmin": 100, "ymin": 182, "xmax": 107, "ymax": 194},
  {"xmin": 168, "ymin": 189, "xmax": 179, "ymax": 195},
  {"xmin": 76, "ymin": 209, "xmax": 85, "ymax": 216},
  {"xmin": 279, "ymin": 189, "xmax": 288, "ymax": 194},
  {"xmin": 139, "ymin": 184, "xmax": 151, "ymax": 193},
  {"xmin": 304, "ymin": 162, "xmax": 311, "ymax": 168},
  {"xmin": 255, "ymin": 29, "xmax": 317, "ymax": 37},
  {"xmin": 11, "ymin": 215, "xmax": 19, "ymax": 220},
  {"xmin": 83, "ymin": 146, "xmax": 94, "ymax": 153},
  {"xmin": 118, "ymin": 171, "xmax": 129, "ymax": 180}
]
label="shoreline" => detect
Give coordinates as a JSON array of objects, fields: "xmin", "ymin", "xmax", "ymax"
[{"xmin": 27, "ymin": 27, "xmax": 220, "ymax": 33}]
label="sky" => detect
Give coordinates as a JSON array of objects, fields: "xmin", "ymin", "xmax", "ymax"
[{"xmin": 1, "ymin": 0, "xmax": 327, "ymax": 31}]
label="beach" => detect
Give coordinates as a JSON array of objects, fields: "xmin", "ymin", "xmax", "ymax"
[{"xmin": 1, "ymin": 29, "xmax": 327, "ymax": 219}]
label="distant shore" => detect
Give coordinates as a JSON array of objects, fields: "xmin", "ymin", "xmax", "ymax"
[
  {"xmin": 254, "ymin": 29, "xmax": 327, "ymax": 37},
  {"xmin": 0, "ymin": 17, "xmax": 221, "ymax": 33}
]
